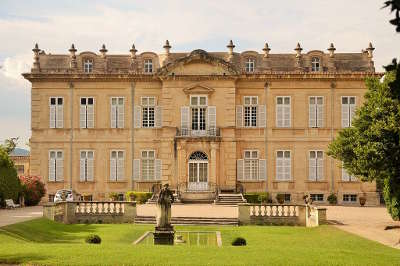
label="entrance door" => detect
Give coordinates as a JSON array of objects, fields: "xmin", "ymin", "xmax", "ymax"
[{"xmin": 188, "ymin": 151, "xmax": 208, "ymax": 191}]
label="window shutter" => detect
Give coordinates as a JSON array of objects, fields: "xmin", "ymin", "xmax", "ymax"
[
  {"xmin": 317, "ymin": 157, "xmax": 324, "ymax": 180},
  {"xmin": 181, "ymin": 106, "xmax": 190, "ymax": 136},
  {"xmin": 208, "ymin": 106, "xmax": 216, "ymax": 135},
  {"xmin": 80, "ymin": 158, "xmax": 86, "ymax": 182},
  {"xmin": 276, "ymin": 105, "xmax": 283, "ymax": 127},
  {"xmin": 87, "ymin": 157, "xmax": 94, "ymax": 181},
  {"xmin": 257, "ymin": 105, "xmax": 266, "ymax": 128},
  {"xmin": 284, "ymin": 104, "xmax": 291, "ymax": 127},
  {"xmin": 56, "ymin": 157, "xmax": 64, "ymax": 181},
  {"xmin": 117, "ymin": 155, "xmax": 124, "ymax": 180},
  {"xmin": 80, "ymin": 106, "xmax": 86, "ymax": 128},
  {"xmin": 341, "ymin": 103, "xmax": 349, "ymax": 128},
  {"xmin": 87, "ymin": 105, "xmax": 94, "ymax": 128},
  {"xmin": 134, "ymin": 106, "xmax": 141, "ymax": 128},
  {"xmin": 237, "ymin": 159, "xmax": 244, "ymax": 181},
  {"xmin": 133, "ymin": 159, "xmax": 140, "ymax": 180},
  {"xmin": 309, "ymin": 103, "xmax": 316, "ymax": 127},
  {"xmin": 49, "ymin": 105, "xmax": 56, "ymax": 128},
  {"xmin": 110, "ymin": 156, "xmax": 116, "ymax": 181},
  {"xmin": 155, "ymin": 159, "xmax": 162, "ymax": 180},
  {"xmin": 118, "ymin": 104, "xmax": 124, "ymax": 128},
  {"xmin": 155, "ymin": 106, "xmax": 162, "ymax": 128},
  {"xmin": 111, "ymin": 104, "xmax": 117, "ymax": 128},
  {"xmin": 259, "ymin": 159, "xmax": 267, "ymax": 180},
  {"xmin": 49, "ymin": 158, "xmax": 55, "ymax": 181},
  {"xmin": 317, "ymin": 102, "xmax": 323, "ymax": 128},
  {"xmin": 236, "ymin": 105, "xmax": 243, "ymax": 128},
  {"xmin": 56, "ymin": 105, "xmax": 63, "ymax": 128},
  {"xmin": 349, "ymin": 104, "xmax": 356, "ymax": 127},
  {"xmin": 309, "ymin": 157, "xmax": 316, "ymax": 181}
]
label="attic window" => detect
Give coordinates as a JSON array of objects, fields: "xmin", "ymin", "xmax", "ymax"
[
  {"xmin": 311, "ymin": 57, "xmax": 320, "ymax": 72},
  {"xmin": 245, "ymin": 58, "xmax": 255, "ymax": 73},
  {"xmin": 144, "ymin": 59, "xmax": 153, "ymax": 73},
  {"xmin": 83, "ymin": 59, "xmax": 93, "ymax": 73}
]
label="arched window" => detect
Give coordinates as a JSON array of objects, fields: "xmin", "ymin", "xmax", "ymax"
[
  {"xmin": 245, "ymin": 58, "xmax": 255, "ymax": 73},
  {"xmin": 189, "ymin": 151, "xmax": 208, "ymax": 161},
  {"xmin": 188, "ymin": 151, "xmax": 208, "ymax": 191},
  {"xmin": 311, "ymin": 57, "xmax": 320, "ymax": 72},
  {"xmin": 83, "ymin": 59, "xmax": 93, "ymax": 73}
]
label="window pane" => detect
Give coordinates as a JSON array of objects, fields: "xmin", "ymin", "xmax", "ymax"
[
  {"xmin": 88, "ymin": 98, "xmax": 94, "ymax": 105},
  {"xmin": 112, "ymin": 98, "xmax": 117, "ymax": 105},
  {"xmin": 142, "ymin": 97, "xmax": 148, "ymax": 106},
  {"xmin": 141, "ymin": 151, "xmax": 147, "ymax": 158},
  {"xmin": 284, "ymin": 151, "xmax": 290, "ymax": 158},
  {"xmin": 342, "ymin": 97, "xmax": 348, "ymax": 104},
  {"xmin": 81, "ymin": 98, "xmax": 86, "ymax": 105},
  {"xmin": 88, "ymin": 151, "xmax": 94, "ymax": 158},
  {"xmin": 251, "ymin": 97, "xmax": 258, "ymax": 105},
  {"xmin": 310, "ymin": 151, "xmax": 316, "ymax": 158},
  {"xmin": 118, "ymin": 98, "xmax": 124, "ymax": 105},
  {"xmin": 277, "ymin": 97, "xmax": 283, "ymax": 104},
  {"xmin": 350, "ymin": 97, "xmax": 355, "ymax": 104},
  {"xmin": 284, "ymin": 97, "xmax": 290, "ymax": 104},
  {"xmin": 81, "ymin": 151, "xmax": 86, "ymax": 158},
  {"xmin": 50, "ymin": 98, "xmax": 56, "ymax": 105},
  {"xmin": 58, "ymin": 98, "xmax": 63, "ymax": 105},
  {"xmin": 244, "ymin": 151, "xmax": 251, "ymax": 158},
  {"xmin": 118, "ymin": 151, "xmax": 123, "ymax": 158},
  {"xmin": 252, "ymin": 151, "xmax": 258, "ymax": 158},
  {"xmin": 149, "ymin": 97, "xmax": 155, "ymax": 106},
  {"xmin": 111, "ymin": 151, "xmax": 116, "ymax": 158},
  {"xmin": 199, "ymin": 97, "xmax": 206, "ymax": 105},
  {"xmin": 148, "ymin": 151, "xmax": 155, "ymax": 158},
  {"xmin": 317, "ymin": 151, "xmax": 323, "ymax": 158},
  {"xmin": 57, "ymin": 151, "xmax": 62, "ymax": 158},
  {"xmin": 317, "ymin": 97, "xmax": 323, "ymax": 104},
  {"xmin": 191, "ymin": 97, "xmax": 198, "ymax": 106},
  {"xmin": 277, "ymin": 151, "xmax": 283, "ymax": 158},
  {"xmin": 309, "ymin": 97, "xmax": 315, "ymax": 104},
  {"xmin": 50, "ymin": 151, "xmax": 56, "ymax": 158},
  {"xmin": 244, "ymin": 97, "xmax": 251, "ymax": 105}
]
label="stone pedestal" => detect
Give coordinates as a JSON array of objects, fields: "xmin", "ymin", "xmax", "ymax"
[{"xmin": 154, "ymin": 226, "xmax": 175, "ymax": 245}]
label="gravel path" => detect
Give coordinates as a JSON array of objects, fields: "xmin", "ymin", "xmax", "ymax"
[{"xmin": 0, "ymin": 206, "xmax": 43, "ymax": 227}]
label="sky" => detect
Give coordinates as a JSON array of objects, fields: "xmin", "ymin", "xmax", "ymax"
[{"xmin": 0, "ymin": 0, "xmax": 399, "ymax": 149}]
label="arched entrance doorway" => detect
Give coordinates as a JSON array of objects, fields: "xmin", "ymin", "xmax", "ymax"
[{"xmin": 188, "ymin": 151, "xmax": 208, "ymax": 191}]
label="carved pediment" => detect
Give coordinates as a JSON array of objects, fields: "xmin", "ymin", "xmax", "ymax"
[
  {"xmin": 157, "ymin": 49, "xmax": 239, "ymax": 76},
  {"xmin": 183, "ymin": 84, "xmax": 215, "ymax": 95}
]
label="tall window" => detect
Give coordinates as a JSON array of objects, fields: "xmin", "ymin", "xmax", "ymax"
[
  {"xmin": 309, "ymin": 96, "xmax": 324, "ymax": 128},
  {"xmin": 244, "ymin": 96, "xmax": 258, "ymax": 127},
  {"xmin": 276, "ymin": 96, "xmax": 291, "ymax": 127},
  {"xmin": 244, "ymin": 150, "xmax": 259, "ymax": 180},
  {"xmin": 111, "ymin": 97, "xmax": 124, "ymax": 128},
  {"xmin": 144, "ymin": 59, "xmax": 153, "ymax": 73},
  {"xmin": 341, "ymin": 96, "xmax": 356, "ymax": 128},
  {"xmin": 342, "ymin": 167, "xmax": 357, "ymax": 182},
  {"xmin": 142, "ymin": 97, "xmax": 155, "ymax": 128},
  {"xmin": 49, "ymin": 97, "xmax": 63, "ymax": 128},
  {"xmin": 311, "ymin": 57, "xmax": 320, "ymax": 72},
  {"xmin": 309, "ymin": 151, "xmax": 324, "ymax": 181},
  {"xmin": 83, "ymin": 59, "xmax": 93, "ymax": 73},
  {"xmin": 80, "ymin": 150, "xmax": 94, "ymax": 182},
  {"xmin": 141, "ymin": 150, "xmax": 155, "ymax": 180},
  {"xmin": 191, "ymin": 95, "xmax": 207, "ymax": 133},
  {"xmin": 110, "ymin": 150, "xmax": 124, "ymax": 181},
  {"xmin": 49, "ymin": 150, "xmax": 63, "ymax": 182},
  {"xmin": 80, "ymin": 97, "xmax": 95, "ymax": 128},
  {"xmin": 245, "ymin": 58, "xmax": 255, "ymax": 72},
  {"xmin": 276, "ymin": 150, "xmax": 291, "ymax": 181}
]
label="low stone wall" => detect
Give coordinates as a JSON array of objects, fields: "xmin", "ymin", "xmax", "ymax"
[{"xmin": 43, "ymin": 201, "xmax": 137, "ymax": 224}]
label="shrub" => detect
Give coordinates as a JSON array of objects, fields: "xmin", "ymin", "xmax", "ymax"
[
  {"xmin": 108, "ymin": 192, "xmax": 119, "ymax": 201},
  {"xmin": 85, "ymin": 234, "xmax": 101, "ymax": 244},
  {"xmin": 232, "ymin": 237, "xmax": 246, "ymax": 246},
  {"xmin": 19, "ymin": 175, "xmax": 46, "ymax": 206},
  {"xmin": 244, "ymin": 192, "xmax": 271, "ymax": 204},
  {"xmin": 327, "ymin": 193, "xmax": 338, "ymax": 205},
  {"xmin": 276, "ymin": 194, "xmax": 285, "ymax": 204},
  {"xmin": 0, "ymin": 148, "xmax": 21, "ymax": 207},
  {"xmin": 125, "ymin": 191, "xmax": 153, "ymax": 204}
]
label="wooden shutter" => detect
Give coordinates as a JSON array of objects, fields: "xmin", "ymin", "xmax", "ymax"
[
  {"xmin": 48, "ymin": 156, "xmax": 55, "ymax": 181},
  {"xmin": 309, "ymin": 101, "xmax": 316, "ymax": 127},
  {"xmin": 110, "ymin": 155, "xmax": 116, "ymax": 181},
  {"xmin": 80, "ymin": 105, "xmax": 86, "ymax": 128},
  {"xmin": 181, "ymin": 106, "xmax": 190, "ymax": 136},
  {"xmin": 317, "ymin": 101, "xmax": 324, "ymax": 128},
  {"xmin": 237, "ymin": 159, "xmax": 244, "ymax": 181},
  {"xmin": 341, "ymin": 101, "xmax": 349, "ymax": 128},
  {"xmin": 87, "ymin": 104, "xmax": 94, "ymax": 128},
  {"xmin": 118, "ymin": 103, "xmax": 124, "ymax": 128},
  {"xmin": 155, "ymin": 106, "xmax": 162, "ymax": 128},
  {"xmin": 259, "ymin": 159, "xmax": 267, "ymax": 180},
  {"xmin": 208, "ymin": 106, "xmax": 216, "ymax": 135},
  {"xmin": 87, "ymin": 157, "xmax": 94, "ymax": 181},
  {"xmin": 155, "ymin": 159, "xmax": 162, "ymax": 180},
  {"xmin": 111, "ymin": 101, "xmax": 117, "ymax": 128},
  {"xmin": 56, "ymin": 157, "xmax": 64, "ymax": 181},
  {"xmin": 80, "ymin": 157, "xmax": 86, "ymax": 182},
  {"xmin": 257, "ymin": 105, "xmax": 266, "ymax": 128},
  {"xmin": 56, "ymin": 105, "xmax": 63, "ymax": 128},
  {"xmin": 133, "ymin": 159, "xmax": 140, "ymax": 180},
  {"xmin": 117, "ymin": 153, "xmax": 124, "ymax": 180},
  {"xmin": 236, "ymin": 105, "xmax": 243, "ymax": 128},
  {"xmin": 134, "ymin": 106, "xmax": 141, "ymax": 128},
  {"xmin": 49, "ymin": 104, "xmax": 56, "ymax": 128}
]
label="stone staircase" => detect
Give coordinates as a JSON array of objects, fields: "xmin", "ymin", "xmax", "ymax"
[
  {"xmin": 134, "ymin": 216, "xmax": 238, "ymax": 226},
  {"xmin": 214, "ymin": 193, "xmax": 247, "ymax": 205}
]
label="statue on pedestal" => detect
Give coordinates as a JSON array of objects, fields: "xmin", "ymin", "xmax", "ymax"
[{"xmin": 154, "ymin": 183, "xmax": 175, "ymax": 245}]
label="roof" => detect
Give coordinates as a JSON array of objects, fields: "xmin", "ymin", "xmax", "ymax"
[{"xmin": 9, "ymin": 148, "xmax": 30, "ymax": 157}]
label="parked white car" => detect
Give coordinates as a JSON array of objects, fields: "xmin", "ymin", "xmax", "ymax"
[{"xmin": 54, "ymin": 189, "xmax": 74, "ymax": 203}]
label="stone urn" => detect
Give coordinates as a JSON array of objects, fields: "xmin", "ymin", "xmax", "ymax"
[{"xmin": 359, "ymin": 196, "xmax": 366, "ymax": 206}]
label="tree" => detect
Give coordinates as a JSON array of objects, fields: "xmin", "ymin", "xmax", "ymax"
[
  {"xmin": 383, "ymin": 0, "xmax": 400, "ymax": 32},
  {"xmin": 19, "ymin": 175, "xmax": 46, "ymax": 206},
  {"xmin": 0, "ymin": 147, "xmax": 22, "ymax": 207},
  {"xmin": 1, "ymin": 137, "xmax": 19, "ymax": 154}
]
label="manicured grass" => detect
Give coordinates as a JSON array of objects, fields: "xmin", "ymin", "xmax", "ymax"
[{"xmin": 0, "ymin": 218, "xmax": 399, "ymax": 265}]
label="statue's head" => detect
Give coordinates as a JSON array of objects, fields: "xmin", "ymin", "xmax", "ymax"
[{"xmin": 163, "ymin": 183, "xmax": 169, "ymax": 188}]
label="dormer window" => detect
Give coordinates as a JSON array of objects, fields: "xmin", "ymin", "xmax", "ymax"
[
  {"xmin": 311, "ymin": 57, "xmax": 320, "ymax": 72},
  {"xmin": 144, "ymin": 59, "xmax": 153, "ymax": 73},
  {"xmin": 83, "ymin": 59, "xmax": 93, "ymax": 73},
  {"xmin": 245, "ymin": 58, "xmax": 255, "ymax": 73}
]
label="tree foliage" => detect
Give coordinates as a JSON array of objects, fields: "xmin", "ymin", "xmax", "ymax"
[
  {"xmin": 328, "ymin": 71, "xmax": 400, "ymax": 220},
  {"xmin": 383, "ymin": 0, "xmax": 400, "ymax": 32},
  {"xmin": 0, "ymin": 147, "xmax": 21, "ymax": 206},
  {"xmin": 19, "ymin": 175, "xmax": 46, "ymax": 206},
  {"xmin": 1, "ymin": 137, "xmax": 19, "ymax": 154}
]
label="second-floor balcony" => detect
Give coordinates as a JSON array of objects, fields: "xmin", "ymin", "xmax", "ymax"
[{"xmin": 176, "ymin": 128, "xmax": 221, "ymax": 138}]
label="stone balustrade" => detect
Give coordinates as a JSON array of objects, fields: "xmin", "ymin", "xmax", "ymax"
[
  {"xmin": 75, "ymin": 201, "xmax": 125, "ymax": 215},
  {"xmin": 249, "ymin": 204, "xmax": 299, "ymax": 217}
]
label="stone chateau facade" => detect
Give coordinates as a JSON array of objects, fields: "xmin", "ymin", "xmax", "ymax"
[{"xmin": 23, "ymin": 40, "xmax": 381, "ymax": 205}]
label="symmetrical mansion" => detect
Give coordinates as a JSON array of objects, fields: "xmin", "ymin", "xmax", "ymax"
[{"xmin": 23, "ymin": 40, "xmax": 381, "ymax": 205}]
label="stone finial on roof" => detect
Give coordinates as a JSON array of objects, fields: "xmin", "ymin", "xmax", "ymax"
[
  {"xmin": 99, "ymin": 44, "xmax": 108, "ymax": 58},
  {"xmin": 366, "ymin": 42, "xmax": 375, "ymax": 58},
  {"xmin": 32, "ymin": 43, "xmax": 40, "ymax": 70},
  {"xmin": 327, "ymin": 43, "xmax": 336, "ymax": 57},
  {"xmin": 163, "ymin": 40, "xmax": 171, "ymax": 55},
  {"xmin": 263, "ymin": 43, "xmax": 271, "ymax": 58},
  {"xmin": 294, "ymin": 42, "xmax": 302, "ymax": 58},
  {"xmin": 227, "ymin": 40, "xmax": 235, "ymax": 55},
  {"xmin": 69, "ymin": 44, "xmax": 77, "ymax": 69},
  {"xmin": 130, "ymin": 44, "xmax": 138, "ymax": 59}
]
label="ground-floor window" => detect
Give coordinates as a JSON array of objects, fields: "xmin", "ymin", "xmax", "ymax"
[
  {"xmin": 343, "ymin": 194, "xmax": 357, "ymax": 202},
  {"xmin": 188, "ymin": 151, "xmax": 208, "ymax": 191},
  {"xmin": 277, "ymin": 193, "xmax": 291, "ymax": 203},
  {"xmin": 310, "ymin": 194, "xmax": 324, "ymax": 202}
]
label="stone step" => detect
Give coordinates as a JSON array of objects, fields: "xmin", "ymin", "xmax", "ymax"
[{"xmin": 134, "ymin": 216, "xmax": 238, "ymax": 225}]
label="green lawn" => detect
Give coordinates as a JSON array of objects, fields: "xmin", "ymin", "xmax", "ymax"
[{"xmin": 0, "ymin": 218, "xmax": 399, "ymax": 266}]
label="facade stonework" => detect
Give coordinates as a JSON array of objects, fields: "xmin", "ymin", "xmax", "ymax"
[{"xmin": 23, "ymin": 41, "xmax": 381, "ymax": 205}]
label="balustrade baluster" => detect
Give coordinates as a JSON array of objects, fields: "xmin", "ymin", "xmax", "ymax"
[
  {"xmin": 256, "ymin": 206, "xmax": 261, "ymax": 216},
  {"xmin": 283, "ymin": 205, "xmax": 288, "ymax": 216},
  {"xmin": 121, "ymin": 203, "xmax": 125, "ymax": 214},
  {"xmin": 278, "ymin": 205, "xmax": 282, "ymax": 216},
  {"xmin": 272, "ymin": 205, "xmax": 277, "ymax": 216}
]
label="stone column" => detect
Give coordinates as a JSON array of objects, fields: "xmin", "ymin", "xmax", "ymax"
[{"xmin": 210, "ymin": 142, "xmax": 219, "ymax": 187}]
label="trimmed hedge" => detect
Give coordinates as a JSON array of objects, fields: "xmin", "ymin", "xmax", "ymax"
[
  {"xmin": 243, "ymin": 192, "xmax": 271, "ymax": 204},
  {"xmin": 327, "ymin": 193, "xmax": 338, "ymax": 205},
  {"xmin": 232, "ymin": 237, "xmax": 247, "ymax": 246},
  {"xmin": 125, "ymin": 191, "xmax": 153, "ymax": 204},
  {"xmin": 85, "ymin": 234, "xmax": 101, "ymax": 244},
  {"xmin": 0, "ymin": 148, "xmax": 21, "ymax": 207}
]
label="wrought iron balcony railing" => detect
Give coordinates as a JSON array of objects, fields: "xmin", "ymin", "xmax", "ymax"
[{"xmin": 176, "ymin": 128, "xmax": 220, "ymax": 137}]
